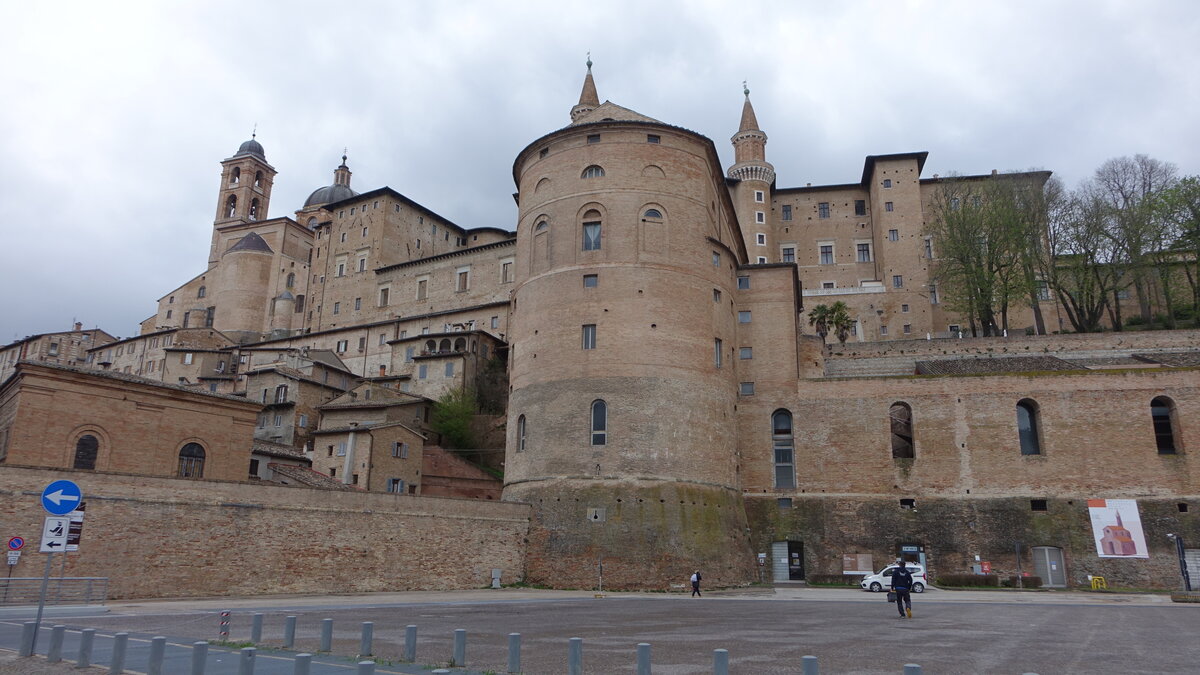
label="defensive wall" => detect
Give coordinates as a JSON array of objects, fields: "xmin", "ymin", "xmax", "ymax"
[{"xmin": 0, "ymin": 466, "xmax": 530, "ymax": 600}]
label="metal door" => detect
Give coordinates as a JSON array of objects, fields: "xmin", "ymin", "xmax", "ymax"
[
  {"xmin": 788, "ymin": 541, "xmax": 805, "ymax": 580},
  {"xmin": 1032, "ymin": 546, "xmax": 1066, "ymax": 587},
  {"xmin": 1184, "ymin": 549, "xmax": 1200, "ymax": 589},
  {"xmin": 771, "ymin": 542, "xmax": 789, "ymax": 582}
]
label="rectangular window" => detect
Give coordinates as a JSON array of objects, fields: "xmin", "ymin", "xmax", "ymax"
[
  {"xmin": 924, "ymin": 237, "xmax": 934, "ymax": 259},
  {"xmin": 893, "ymin": 275, "xmax": 903, "ymax": 288},
  {"xmin": 647, "ymin": 134, "xmax": 660, "ymax": 144},
  {"xmin": 757, "ymin": 256, "xmax": 767, "ymax": 264},
  {"xmin": 714, "ymin": 338, "xmax": 723, "ymax": 368},
  {"xmin": 737, "ymin": 275, "xmax": 750, "ymax": 290},
  {"xmin": 392, "ymin": 442, "xmax": 409, "ymax": 458},
  {"xmin": 337, "ymin": 443, "xmax": 346, "ymax": 457},
  {"xmin": 336, "ymin": 340, "xmax": 347, "ymax": 352},
  {"xmin": 1036, "ymin": 280, "xmax": 1051, "ymax": 301},
  {"xmin": 379, "ymin": 288, "xmax": 389, "ymax": 306},
  {"xmin": 182, "ymin": 353, "xmax": 193, "ymax": 365},
  {"xmin": 358, "ymin": 258, "xmax": 366, "ymax": 272},
  {"xmin": 582, "ymin": 324, "xmax": 597, "ymax": 350},
  {"xmin": 901, "ymin": 304, "xmax": 909, "ymax": 313},
  {"xmin": 854, "ymin": 200, "xmax": 866, "ymax": 216},
  {"xmin": 419, "ymin": 364, "xmax": 427, "ymax": 379},
  {"xmin": 883, "ymin": 178, "xmax": 893, "ymax": 188},
  {"xmin": 738, "ymin": 311, "xmax": 751, "ymax": 323},
  {"xmin": 405, "ymin": 346, "xmax": 415, "ymax": 362},
  {"xmin": 885, "ymin": 201, "xmax": 894, "ymax": 212},
  {"xmin": 379, "ymin": 333, "xmax": 388, "ymax": 346},
  {"xmin": 782, "ymin": 205, "xmax": 792, "ymax": 221},
  {"xmin": 388, "ymin": 478, "xmax": 405, "ymax": 493},
  {"xmin": 880, "ymin": 325, "xmax": 889, "ymax": 336},
  {"xmin": 822, "ymin": 282, "xmax": 835, "ymax": 289},
  {"xmin": 713, "ymin": 289, "xmax": 722, "ymax": 303},
  {"xmin": 903, "ymin": 324, "xmax": 912, "ymax": 334},
  {"xmin": 337, "ymin": 263, "xmax": 345, "ymax": 277},
  {"xmin": 358, "ymin": 337, "xmax": 366, "ymax": 351},
  {"xmin": 781, "ymin": 247, "xmax": 795, "ymax": 263},
  {"xmin": 445, "ymin": 362, "xmax": 454, "ymax": 377},
  {"xmin": 457, "ymin": 269, "xmax": 470, "ymax": 291},
  {"xmin": 818, "ymin": 202, "xmax": 830, "ymax": 219},
  {"xmin": 774, "ymin": 441, "xmax": 795, "ymax": 489},
  {"xmin": 583, "ymin": 274, "xmax": 598, "ymax": 288},
  {"xmin": 739, "ymin": 382, "xmax": 755, "ymax": 396},
  {"xmin": 930, "ymin": 284, "xmax": 939, "ymax": 305},
  {"xmin": 502, "ymin": 261, "xmax": 514, "ymax": 283},
  {"xmin": 756, "ymin": 233, "xmax": 766, "ymax": 245},
  {"xmin": 298, "ymin": 414, "xmax": 308, "ymax": 428},
  {"xmin": 587, "ymin": 134, "xmax": 600, "ymax": 144},
  {"xmin": 819, "ymin": 245, "xmax": 834, "ymax": 265},
  {"xmin": 333, "ymin": 302, "xmax": 340, "ymax": 315},
  {"xmin": 582, "ymin": 222, "xmax": 601, "ymax": 251},
  {"xmin": 739, "ymin": 347, "xmax": 752, "ymax": 360},
  {"xmin": 888, "ymin": 229, "xmax": 899, "ymax": 241},
  {"xmin": 713, "ymin": 252, "xmax": 721, "ymax": 267},
  {"xmin": 857, "ymin": 243, "xmax": 871, "ymax": 263},
  {"xmin": 354, "ymin": 297, "xmax": 362, "ymax": 311},
  {"xmin": 754, "ymin": 190, "xmax": 764, "ymax": 203},
  {"xmin": 274, "ymin": 414, "xmax": 282, "ymax": 427},
  {"xmin": 755, "ymin": 211, "xmax": 765, "ymax": 224}
]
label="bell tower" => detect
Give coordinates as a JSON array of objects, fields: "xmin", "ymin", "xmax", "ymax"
[
  {"xmin": 210, "ymin": 133, "xmax": 277, "ymax": 265},
  {"xmin": 727, "ymin": 86, "xmax": 776, "ymax": 255}
]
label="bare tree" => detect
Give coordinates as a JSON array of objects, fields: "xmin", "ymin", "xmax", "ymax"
[
  {"xmin": 1042, "ymin": 185, "xmax": 1123, "ymax": 332},
  {"xmin": 1152, "ymin": 176, "xmax": 1200, "ymax": 321}
]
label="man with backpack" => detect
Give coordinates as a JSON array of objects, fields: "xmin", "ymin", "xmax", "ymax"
[{"xmin": 892, "ymin": 560, "xmax": 914, "ymax": 618}]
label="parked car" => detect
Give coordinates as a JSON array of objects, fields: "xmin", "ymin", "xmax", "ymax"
[{"xmin": 860, "ymin": 563, "xmax": 927, "ymax": 593}]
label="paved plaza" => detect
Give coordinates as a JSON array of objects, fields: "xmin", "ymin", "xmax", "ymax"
[{"xmin": 1, "ymin": 586, "xmax": 1195, "ymax": 674}]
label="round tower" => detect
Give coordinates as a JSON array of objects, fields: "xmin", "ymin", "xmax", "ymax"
[
  {"xmin": 727, "ymin": 86, "xmax": 776, "ymax": 257},
  {"xmin": 212, "ymin": 231, "xmax": 273, "ymax": 343},
  {"xmin": 503, "ymin": 66, "xmax": 757, "ymax": 589}
]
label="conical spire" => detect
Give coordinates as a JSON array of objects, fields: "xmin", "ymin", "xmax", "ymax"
[
  {"xmin": 571, "ymin": 55, "xmax": 600, "ymax": 123},
  {"xmin": 739, "ymin": 82, "xmax": 760, "ymax": 132}
]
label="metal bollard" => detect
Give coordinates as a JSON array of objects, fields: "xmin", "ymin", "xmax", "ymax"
[
  {"xmin": 191, "ymin": 641, "xmax": 209, "ymax": 675},
  {"xmin": 48, "ymin": 625, "xmax": 65, "ymax": 662},
  {"xmin": 802, "ymin": 654, "xmax": 819, "ymax": 675},
  {"xmin": 508, "ymin": 633, "xmax": 521, "ymax": 674},
  {"xmin": 904, "ymin": 666, "xmax": 922, "ymax": 675},
  {"xmin": 239, "ymin": 647, "xmax": 256, "ymax": 675},
  {"xmin": 148, "ymin": 636, "xmax": 166, "ymax": 675},
  {"xmin": 453, "ymin": 628, "xmax": 467, "ymax": 666},
  {"xmin": 110, "ymin": 632, "xmax": 129, "ymax": 674},
  {"xmin": 284, "ymin": 616, "xmax": 297, "ymax": 648},
  {"xmin": 359, "ymin": 621, "xmax": 374, "ymax": 657},
  {"xmin": 79, "ymin": 629, "xmax": 96, "ymax": 668},
  {"xmin": 404, "ymin": 625, "xmax": 417, "ymax": 662},
  {"xmin": 568, "ymin": 637, "xmax": 583, "ymax": 675},
  {"xmin": 320, "ymin": 618, "xmax": 333, "ymax": 652},
  {"xmin": 18, "ymin": 621, "xmax": 35, "ymax": 657},
  {"xmin": 357, "ymin": 661, "xmax": 376, "ymax": 675},
  {"xmin": 637, "ymin": 642, "xmax": 651, "ymax": 675},
  {"xmin": 251, "ymin": 613, "xmax": 264, "ymax": 643},
  {"xmin": 294, "ymin": 653, "xmax": 312, "ymax": 675},
  {"xmin": 713, "ymin": 648, "xmax": 729, "ymax": 675},
  {"xmin": 220, "ymin": 610, "xmax": 231, "ymax": 639}
]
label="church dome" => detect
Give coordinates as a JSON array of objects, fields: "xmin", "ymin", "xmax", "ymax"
[
  {"xmin": 304, "ymin": 183, "xmax": 358, "ymax": 208},
  {"xmin": 236, "ymin": 137, "xmax": 265, "ymax": 158}
]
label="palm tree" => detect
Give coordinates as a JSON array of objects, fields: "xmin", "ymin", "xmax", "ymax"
[
  {"xmin": 808, "ymin": 304, "xmax": 834, "ymax": 340},
  {"xmin": 808, "ymin": 301, "xmax": 854, "ymax": 344}
]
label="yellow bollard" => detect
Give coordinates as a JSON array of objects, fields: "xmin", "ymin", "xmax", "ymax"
[{"xmin": 1091, "ymin": 576, "xmax": 1107, "ymax": 590}]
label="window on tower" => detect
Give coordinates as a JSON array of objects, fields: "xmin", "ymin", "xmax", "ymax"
[
  {"xmin": 225, "ymin": 195, "xmax": 237, "ymax": 218},
  {"xmin": 230, "ymin": 167, "xmax": 240, "ymax": 185},
  {"xmin": 581, "ymin": 165, "xmax": 605, "ymax": 179},
  {"xmin": 249, "ymin": 198, "xmax": 260, "ymax": 220},
  {"xmin": 582, "ymin": 212, "xmax": 602, "ymax": 251},
  {"xmin": 254, "ymin": 171, "xmax": 263, "ymax": 188}
]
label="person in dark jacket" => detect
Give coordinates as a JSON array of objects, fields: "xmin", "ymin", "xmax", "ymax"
[
  {"xmin": 691, "ymin": 570, "xmax": 702, "ymax": 597},
  {"xmin": 891, "ymin": 561, "xmax": 913, "ymax": 618}
]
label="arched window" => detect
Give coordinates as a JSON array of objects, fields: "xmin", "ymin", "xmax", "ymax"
[
  {"xmin": 582, "ymin": 210, "xmax": 602, "ymax": 251},
  {"xmin": 197, "ymin": 286, "xmax": 206, "ymax": 299},
  {"xmin": 517, "ymin": 414, "xmax": 527, "ymax": 452},
  {"xmin": 425, "ymin": 339, "xmax": 436, "ymax": 353},
  {"xmin": 643, "ymin": 209, "xmax": 663, "ymax": 220},
  {"xmin": 1151, "ymin": 396, "xmax": 1178, "ymax": 454},
  {"xmin": 453, "ymin": 337, "xmax": 466, "ymax": 352},
  {"xmin": 581, "ymin": 165, "xmax": 605, "ymax": 179},
  {"xmin": 230, "ymin": 167, "xmax": 241, "ymax": 184},
  {"xmin": 178, "ymin": 442, "xmax": 206, "ymax": 478},
  {"xmin": 285, "ymin": 272, "xmax": 295, "ymax": 288},
  {"xmin": 225, "ymin": 195, "xmax": 237, "ymax": 218},
  {"xmin": 591, "ymin": 400, "xmax": 607, "ymax": 446},
  {"xmin": 439, "ymin": 338, "xmax": 451, "ymax": 352},
  {"xmin": 534, "ymin": 221, "xmax": 548, "ymax": 233},
  {"xmin": 73, "ymin": 434, "xmax": 98, "ymax": 470},
  {"xmin": 1016, "ymin": 399, "xmax": 1041, "ymax": 455},
  {"xmin": 249, "ymin": 198, "xmax": 260, "ymax": 220},
  {"xmin": 772, "ymin": 410, "xmax": 795, "ymax": 488},
  {"xmin": 254, "ymin": 170, "xmax": 263, "ymax": 188},
  {"xmin": 890, "ymin": 402, "xmax": 914, "ymax": 459}
]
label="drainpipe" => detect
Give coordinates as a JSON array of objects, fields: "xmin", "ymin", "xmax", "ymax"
[{"xmin": 342, "ymin": 422, "xmax": 358, "ymax": 485}]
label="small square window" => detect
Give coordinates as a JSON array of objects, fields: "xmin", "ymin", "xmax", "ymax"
[
  {"xmin": 777, "ymin": 498, "xmax": 793, "ymax": 509},
  {"xmin": 757, "ymin": 256, "xmax": 767, "ymax": 264},
  {"xmin": 903, "ymin": 324, "xmax": 912, "ymax": 334},
  {"xmin": 902, "ymin": 304, "xmax": 909, "ymax": 313},
  {"xmin": 885, "ymin": 201, "xmax": 894, "ymax": 212},
  {"xmin": 883, "ymin": 178, "xmax": 893, "ymax": 188},
  {"xmin": 781, "ymin": 247, "xmax": 795, "ymax": 263},
  {"xmin": 755, "ymin": 211, "xmax": 765, "ymax": 224},
  {"xmin": 737, "ymin": 276, "xmax": 750, "ymax": 290},
  {"xmin": 583, "ymin": 274, "xmax": 598, "ymax": 288},
  {"xmin": 754, "ymin": 190, "xmax": 764, "ymax": 203},
  {"xmin": 539, "ymin": 147, "xmax": 549, "ymax": 158},
  {"xmin": 854, "ymin": 200, "xmax": 866, "ymax": 216},
  {"xmin": 739, "ymin": 347, "xmax": 752, "ymax": 359},
  {"xmin": 900, "ymin": 498, "xmax": 916, "ymax": 509},
  {"xmin": 647, "ymin": 134, "xmax": 660, "ymax": 144},
  {"xmin": 880, "ymin": 326, "xmax": 889, "ymax": 336},
  {"xmin": 756, "ymin": 233, "xmax": 766, "ymax": 246},
  {"xmin": 739, "ymin": 382, "xmax": 755, "ymax": 396},
  {"xmin": 818, "ymin": 202, "xmax": 830, "ymax": 219},
  {"xmin": 738, "ymin": 311, "xmax": 751, "ymax": 323},
  {"xmin": 822, "ymin": 282, "xmax": 835, "ymax": 289},
  {"xmin": 1179, "ymin": 503, "xmax": 1189, "ymax": 513},
  {"xmin": 893, "ymin": 275, "xmax": 904, "ymax": 288},
  {"xmin": 1031, "ymin": 499, "xmax": 1048, "ymax": 511},
  {"xmin": 587, "ymin": 134, "xmax": 600, "ymax": 144},
  {"xmin": 888, "ymin": 229, "xmax": 899, "ymax": 241}
]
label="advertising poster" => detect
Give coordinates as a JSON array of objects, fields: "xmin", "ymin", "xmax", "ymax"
[
  {"xmin": 1087, "ymin": 498, "xmax": 1149, "ymax": 559},
  {"xmin": 842, "ymin": 553, "xmax": 874, "ymax": 575}
]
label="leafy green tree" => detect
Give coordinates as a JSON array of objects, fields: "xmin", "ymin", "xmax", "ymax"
[
  {"xmin": 431, "ymin": 386, "xmax": 478, "ymax": 449},
  {"xmin": 1041, "ymin": 187, "xmax": 1123, "ymax": 332},
  {"xmin": 1151, "ymin": 176, "xmax": 1200, "ymax": 321},
  {"xmin": 807, "ymin": 301, "xmax": 853, "ymax": 344}
]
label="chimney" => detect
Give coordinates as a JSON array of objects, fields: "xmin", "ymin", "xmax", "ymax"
[
  {"xmin": 991, "ymin": 169, "xmax": 998, "ymax": 176},
  {"xmin": 74, "ymin": 322, "xmax": 83, "ymax": 331}
]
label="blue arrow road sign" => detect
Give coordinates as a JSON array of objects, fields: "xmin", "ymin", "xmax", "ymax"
[{"xmin": 41, "ymin": 480, "xmax": 83, "ymax": 516}]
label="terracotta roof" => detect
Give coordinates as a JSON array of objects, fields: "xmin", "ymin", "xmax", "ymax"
[
  {"xmin": 267, "ymin": 463, "xmax": 357, "ymax": 490},
  {"xmin": 251, "ymin": 440, "xmax": 309, "ymax": 462},
  {"xmin": 8, "ymin": 360, "xmax": 258, "ymax": 404},
  {"xmin": 915, "ymin": 355, "xmax": 1078, "ymax": 375}
]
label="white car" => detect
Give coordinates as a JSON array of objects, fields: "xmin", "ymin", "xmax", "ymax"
[{"xmin": 860, "ymin": 563, "xmax": 927, "ymax": 593}]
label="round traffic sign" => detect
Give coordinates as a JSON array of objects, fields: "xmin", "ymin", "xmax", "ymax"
[
  {"xmin": 41, "ymin": 480, "xmax": 84, "ymax": 516},
  {"xmin": 7, "ymin": 536, "xmax": 23, "ymax": 551}
]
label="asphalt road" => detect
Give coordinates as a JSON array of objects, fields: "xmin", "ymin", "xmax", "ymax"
[{"xmin": 1, "ymin": 587, "xmax": 1195, "ymax": 674}]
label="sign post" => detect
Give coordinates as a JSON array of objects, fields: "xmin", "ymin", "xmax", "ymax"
[{"xmin": 32, "ymin": 480, "xmax": 83, "ymax": 655}]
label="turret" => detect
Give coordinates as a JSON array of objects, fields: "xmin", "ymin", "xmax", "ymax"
[
  {"xmin": 211, "ymin": 134, "xmax": 277, "ymax": 265},
  {"xmin": 727, "ymin": 86, "xmax": 776, "ymax": 257},
  {"xmin": 569, "ymin": 56, "xmax": 600, "ymax": 123}
]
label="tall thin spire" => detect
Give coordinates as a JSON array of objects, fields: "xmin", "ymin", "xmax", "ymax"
[
  {"xmin": 738, "ymin": 82, "xmax": 760, "ymax": 133},
  {"xmin": 571, "ymin": 54, "xmax": 600, "ymax": 123},
  {"xmin": 728, "ymin": 81, "xmax": 773, "ymax": 183}
]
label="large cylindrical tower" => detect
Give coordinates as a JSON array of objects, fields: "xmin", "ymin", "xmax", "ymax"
[{"xmin": 503, "ymin": 72, "xmax": 757, "ymax": 589}]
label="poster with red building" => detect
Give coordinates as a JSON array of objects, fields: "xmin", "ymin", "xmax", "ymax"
[{"xmin": 1088, "ymin": 499, "xmax": 1149, "ymax": 559}]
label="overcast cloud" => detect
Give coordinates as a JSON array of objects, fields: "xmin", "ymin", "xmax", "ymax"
[{"xmin": 2, "ymin": 0, "xmax": 1197, "ymax": 341}]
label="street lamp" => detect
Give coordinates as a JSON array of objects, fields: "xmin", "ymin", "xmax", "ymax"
[{"xmin": 1166, "ymin": 534, "xmax": 1192, "ymax": 592}]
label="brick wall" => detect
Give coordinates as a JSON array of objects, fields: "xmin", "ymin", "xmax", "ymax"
[{"xmin": 0, "ymin": 465, "xmax": 529, "ymax": 599}]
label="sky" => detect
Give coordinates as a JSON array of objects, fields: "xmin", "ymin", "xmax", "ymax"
[{"xmin": 2, "ymin": 0, "xmax": 1197, "ymax": 342}]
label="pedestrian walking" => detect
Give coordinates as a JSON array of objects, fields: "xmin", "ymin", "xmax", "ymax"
[
  {"xmin": 892, "ymin": 560, "xmax": 913, "ymax": 618},
  {"xmin": 691, "ymin": 570, "xmax": 702, "ymax": 597}
]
